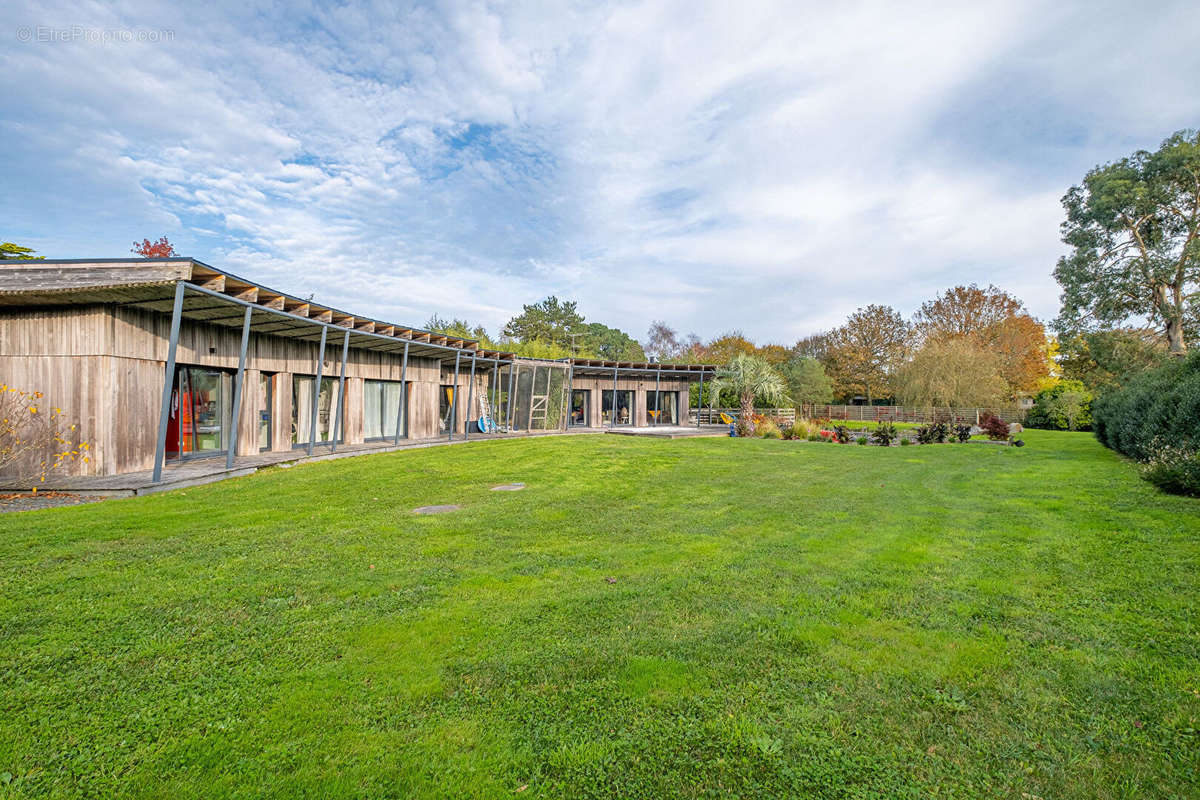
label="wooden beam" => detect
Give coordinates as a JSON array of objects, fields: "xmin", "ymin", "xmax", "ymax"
[
  {"xmin": 284, "ymin": 300, "xmax": 310, "ymax": 317},
  {"xmin": 333, "ymin": 314, "xmax": 355, "ymax": 328},
  {"xmin": 197, "ymin": 274, "xmax": 226, "ymax": 291},
  {"xmin": 311, "ymin": 308, "xmax": 333, "ymax": 323},
  {"xmin": 229, "ymin": 286, "xmax": 258, "ymax": 303},
  {"xmin": 259, "ymin": 292, "xmax": 285, "ymax": 310},
  {"xmin": 354, "ymin": 320, "xmax": 376, "ymax": 333},
  {"xmin": 374, "ymin": 324, "xmax": 393, "ymax": 336}
]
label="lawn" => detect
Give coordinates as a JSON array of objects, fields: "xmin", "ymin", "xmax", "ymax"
[{"xmin": 1, "ymin": 432, "xmax": 1197, "ymax": 798}]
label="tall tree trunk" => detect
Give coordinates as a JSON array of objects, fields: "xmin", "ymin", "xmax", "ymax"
[{"xmin": 1157, "ymin": 284, "xmax": 1188, "ymax": 356}]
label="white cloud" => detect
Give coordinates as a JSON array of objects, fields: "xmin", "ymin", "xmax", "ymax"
[{"xmin": 2, "ymin": 0, "xmax": 1199, "ymax": 345}]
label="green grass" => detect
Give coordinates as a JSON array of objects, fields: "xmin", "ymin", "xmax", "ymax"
[{"xmin": 1, "ymin": 431, "xmax": 1197, "ymax": 798}]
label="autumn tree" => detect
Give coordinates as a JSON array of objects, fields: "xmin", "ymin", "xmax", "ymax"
[
  {"xmin": 697, "ymin": 331, "xmax": 757, "ymax": 366},
  {"xmin": 1055, "ymin": 129, "xmax": 1200, "ymax": 356},
  {"xmin": 792, "ymin": 332, "xmax": 832, "ymax": 361},
  {"xmin": 501, "ymin": 296, "xmax": 584, "ymax": 348},
  {"xmin": 895, "ymin": 339, "xmax": 1008, "ymax": 408},
  {"xmin": 644, "ymin": 321, "xmax": 683, "ymax": 361},
  {"xmin": 0, "ymin": 242, "xmax": 43, "ymax": 260},
  {"xmin": 913, "ymin": 284, "xmax": 1050, "ymax": 394},
  {"xmin": 132, "ymin": 236, "xmax": 177, "ymax": 257},
  {"xmin": 824, "ymin": 305, "xmax": 911, "ymax": 403}
]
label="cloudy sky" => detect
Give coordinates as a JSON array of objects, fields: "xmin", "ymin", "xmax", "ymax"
[{"xmin": 3, "ymin": 1, "xmax": 1199, "ymax": 344}]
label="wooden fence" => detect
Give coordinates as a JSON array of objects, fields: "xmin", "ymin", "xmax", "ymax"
[{"xmin": 691, "ymin": 405, "xmax": 1027, "ymax": 425}]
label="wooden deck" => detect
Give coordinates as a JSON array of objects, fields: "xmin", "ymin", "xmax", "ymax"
[{"xmin": 4, "ymin": 429, "xmax": 604, "ymax": 496}]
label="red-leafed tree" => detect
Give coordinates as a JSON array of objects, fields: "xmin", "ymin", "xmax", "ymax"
[{"xmin": 131, "ymin": 237, "xmax": 177, "ymax": 258}]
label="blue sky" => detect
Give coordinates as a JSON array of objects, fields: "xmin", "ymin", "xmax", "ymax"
[{"xmin": 3, "ymin": 1, "xmax": 1199, "ymax": 344}]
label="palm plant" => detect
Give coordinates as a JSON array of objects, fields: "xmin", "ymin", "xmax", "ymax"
[{"xmin": 709, "ymin": 354, "xmax": 788, "ymax": 428}]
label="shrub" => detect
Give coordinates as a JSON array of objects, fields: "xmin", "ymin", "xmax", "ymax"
[
  {"xmin": 954, "ymin": 424, "xmax": 972, "ymax": 443},
  {"xmin": 1025, "ymin": 380, "xmax": 1093, "ymax": 431},
  {"xmin": 0, "ymin": 385, "xmax": 90, "ymax": 489},
  {"xmin": 1141, "ymin": 443, "xmax": 1200, "ymax": 496},
  {"xmin": 1093, "ymin": 351, "xmax": 1200, "ymax": 462},
  {"xmin": 735, "ymin": 419, "xmax": 754, "ymax": 437},
  {"xmin": 856, "ymin": 436, "xmax": 868, "ymax": 445},
  {"xmin": 978, "ymin": 412, "xmax": 1010, "ymax": 441},
  {"xmin": 871, "ymin": 422, "xmax": 897, "ymax": 446},
  {"xmin": 807, "ymin": 434, "xmax": 822, "ymax": 442},
  {"xmin": 831, "ymin": 425, "xmax": 852, "ymax": 444},
  {"xmin": 915, "ymin": 424, "xmax": 935, "ymax": 444},
  {"xmin": 757, "ymin": 420, "xmax": 783, "ymax": 439},
  {"xmin": 929, "ymin": 422, "xmax": 950, "ymax": 443},
  {"xmin": 784, "ymin": 418, "xmax": 821, "ymax": 440},
  {"xmin": 900, "ymin": 438, "xmax": 911, "ymax": 446}
]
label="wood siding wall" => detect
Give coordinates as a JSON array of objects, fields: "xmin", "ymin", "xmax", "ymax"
[{"xmin": 1, "ymin": 306, "xmax": 700, "ymax": 478}]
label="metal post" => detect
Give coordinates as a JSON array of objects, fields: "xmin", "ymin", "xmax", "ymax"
[
  {"xmin": 152, "ymin": 281, "xmax": 186, "ymax": 482},
  {"xmin": 465, "ymin": 354, "xmax": 477, "ymax": 440},
  {"xmin": 393, "ymin": 342, "xmax": 409, "ymax": 445},
  {"xmin": 506, "ymin": 364, "xmax": 516, "ymax": 432},
  {"xmin": 225, "ymin": 305, "xmax": 252, "ymax": 470},
  {"xmin": 490, "ymin": 361, "xmax": 499, "ymax": 432},
  {"xmin": 331, "ymin": 328, "xmax": 349, "ymax": 454},
  {"xmin": 566, "ymin": 363, "xmax": 574, "ymax": 428},
  {"xmin": 696, "ymin": 371, "xmax": 705, "ymax": 427},
  {"xmin": 611, "ymin": 366, "xmax": 618, "ymax": 429},
  {"xmin": 653, "ymin": 365, "xmax": 661, "ymax": 427},
  {"xmin": 307, "ymin": 326, "xmax": 327, "ymax": 456},
  {"xmin": 448, "ymin": 351, "xmax": 461, "ymax": 441}
]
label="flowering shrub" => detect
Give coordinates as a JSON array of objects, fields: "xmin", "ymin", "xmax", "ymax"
[
  {"xmin": 831, "ymin": 425, "xmax": 852, "ymax": 444},
  {"xmin": 1141, "ymin": 442, "xmax": 1200, "ymax": 496},
  {"xmin": 0, "ymin": 386, "xmax": 89, "ymax": 490}
]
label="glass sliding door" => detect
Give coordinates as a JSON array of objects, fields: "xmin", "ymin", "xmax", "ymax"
[
  {"xmin": 647, "ymin": 391, "xmax": 679, "ymax": 425},
  {"xmin": 439, "ymin": 385, "xmax": 456, "ymax": 434},
  {"xmin": 166, "ymin": 366, "xmax": 231, "ymax": 459},
  {"xmin": 292, "ymin": 375, "xmax": 338, "ymax": 446},
  {"xmin": 569, "ymin": 389, "xmax": 590, "ymax": 427},
  {"xmin": 601, "ymin": 389, "xmax": 634, "ymax": 426},
  {"xmin": 364, "ymin": 380, "xmax": 407, "ymax": 440},
  {"xmin": 257, "ymin": 373, "xmax": 273, "ymax": 451}
]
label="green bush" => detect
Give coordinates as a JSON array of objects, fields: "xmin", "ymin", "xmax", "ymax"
[
  {"xmin": 1141, "ymin": 444, "xmax": 1200, "ymax": 496},
  {"xmin": 856, "ymin": 436, "xmax": 868, "ymax": 445},
  {"xmin": 1026, "ymin": 380, "xmax": 1093, "ymax": 431},
  {"xmin": 900, "ymin": 438, "xmax": 911, "ymax": 446},
  {"xmin": 1093, "ymin": 352, "xmax": 1200, "ymax": 495},
  {"xmin": 1093, "ymin": 351, "xmax": 1200, "ymax": 461}
]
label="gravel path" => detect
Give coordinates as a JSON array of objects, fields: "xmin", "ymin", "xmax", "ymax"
[{"xmin": 0, "ymin": 493, "xmax": 108, "ymax": 513}]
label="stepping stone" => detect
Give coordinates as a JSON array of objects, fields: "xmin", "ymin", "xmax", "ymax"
[
  {"xmin": 413, "ymin": 504, "xmax": 461, "ymax": 514},
  {"xmin": 490, "ymin": 483, "xmax": 526, "ymax": 491}
]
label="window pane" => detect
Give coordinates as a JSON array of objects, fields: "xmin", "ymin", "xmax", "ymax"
[
  {"xmin": 364, "ymin": 381, "xmax": 383, "ymax": 439},
  {"xmin": 382, "ymin": 382, "xmax": 403, "ymax": 438}
]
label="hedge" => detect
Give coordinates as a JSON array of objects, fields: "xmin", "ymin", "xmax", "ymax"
[{"xmin": 1092, "ymin": 351, "xmax": 1200, "ymax": 495}]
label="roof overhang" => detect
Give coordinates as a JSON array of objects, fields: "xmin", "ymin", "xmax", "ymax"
[{"xmin": 0, "ymin": 258, "xmax": 516, "ymax": 363}]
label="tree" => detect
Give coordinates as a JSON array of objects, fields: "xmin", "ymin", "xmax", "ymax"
[
  {"xmin": 914, "ymin": 284, "xmax": 1051, "ymax": 394},
  {"xmin": 0, "ymin": 242, "xmax": 43, "ymax": 260},
  {"xmin": 645, "ymin": 321, "xmax": 683, "ymax": 361},
  {"xmin": 792, "ymin": 332, "xmax": 832, "ymax": 361},
  {"xmin": 132, "ymin": 237, "xmax": 177, "ymax": 258},
  {"xmin": 1058, "ymin": 328, "xmax": 1167, "ymax": 392},
  {"xmin": 424, "ymin": 315, "xmax": 495, "ymax": 346},
  {"xmin": 756, "ymin": 344, "xmax": 791, "ymax": 365},
  {"xmin": 501, "ymin": 296, "xmax": 584, "ymax": 348},
  {"xmin": 1025, "ymin": 379, "xmax": 1093, "ymax": 431},
  {"xmin": 709, "ymin": 353, "xmax": 787, "ymax": 426},
  {"xmin": 581, "ymin": 323, "xmax": 645, "ymax": 361},
  {"xmin": 895, "ymin": 338, "xmax": 1008, "ymax": 408},
  {"xmin": 824, "ymin": 305, "xmax": 911, "ymax": 403},
  {"xmin": 697, "ymin": 331, "xmax": 757, "ymax": 366},
  {"xmin": 780, "ymin": 357, "xmax": 833, "ymax": 415},
  {"xmin": 1054, "ymin": 129, "xmax": 1200, "ymax": 356}
]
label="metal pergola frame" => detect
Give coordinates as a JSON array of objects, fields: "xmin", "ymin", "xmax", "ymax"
[{"xmin": 151, "ymin": 280, "xmax": 514, "ymax": 482}]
